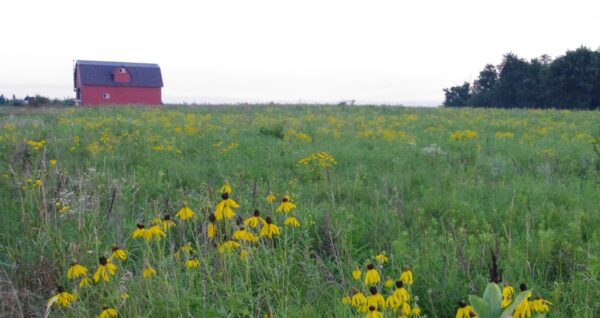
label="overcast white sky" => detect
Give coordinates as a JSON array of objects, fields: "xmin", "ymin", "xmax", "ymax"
[{"xmin": 1, "ymin": 0, "xmax": 599, "ymax": 105}]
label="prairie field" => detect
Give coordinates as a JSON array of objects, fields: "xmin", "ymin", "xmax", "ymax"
[{"xmin": 0, "ymin": 105, "xmax": 599, "ymax": 318}]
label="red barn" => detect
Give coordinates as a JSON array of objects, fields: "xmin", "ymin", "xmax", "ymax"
[{"xmin": 74, "ymin": 60, "xmax": 163, "ymax": 105}]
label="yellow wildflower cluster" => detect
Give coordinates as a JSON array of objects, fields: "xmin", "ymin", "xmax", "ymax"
[
  {"xmin": 297, "ymin": 151, "xmax": 337, "ymax": 168},
  {"xmin": 284, "ymin": 129, "xmax": 313, "ymax": 143},
  {"xmin": 449, "ymin": 129, "xmax": 478, "ymax": 140},
  {"xmin": 27, "ymin": 139, "xmax": 46, "ymax": 150},
  {"xmin": 343, "ymin": 253, "xmax": 422, "ymax": 318},
  {"xmin": 495, "ymin": 131, "xmax": 515, "ymax": 138}
]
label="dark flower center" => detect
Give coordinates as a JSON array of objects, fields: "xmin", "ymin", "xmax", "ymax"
[
  {"xmin": 396, "ymin": 280, "xmax": 404, "ymax": 288},
  {"xmin": 57, "ymin": 286, "xmax": 65, "ymax": 293},
  {"xmin": 369, "ymin": 286, "xmax": 377, "ymax": 295},
  {"xmin": 209, "ymin": 213, "xmax": 216, "ymax": 223},
  {"xmin": 112, "ymin": 246, "xmax": 119, "ymax": 252},
  {"xmin": 253, "ymin": 209, "xmax": 260, "ymax": 217},
  {"xmin": 164, "ymin": 214, "xmax": 171, "ymax": 221},
  {"xmin": 369, "ymin": 305, "xmax": 376, "ymax": 312},
  {"xmin": 282, "ymin": 197, "xmax": 288, "ymax": 202},
  {"xmin": 520, "ymin": 283, "xmax": 528, "ymax": 291},
  {"xmin": 99, "ymin": 256, "xmax": 108, "ymax": 265},
  {"xmin": 136, "ymin": 224, "xmax": 145, "ymax": 229},
  {"xmin": 459, "ymin": 300, "xmax": 467, "ymax": 308},
  {"xmin": 367, "ymin": 263, "xmax": 374, "ymax": 270},
  {"xmin": 265, "ymin": 216, "xmax": 272, "ymax": 224},
  {"xmin": 221, "ymin": 192, "xmax": 229, "ymax": 200}
]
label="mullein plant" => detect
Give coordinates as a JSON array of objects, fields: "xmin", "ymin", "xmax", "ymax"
[{"xmin": 342, "ymin": 253, "xmax": 423, "ymax": 317}]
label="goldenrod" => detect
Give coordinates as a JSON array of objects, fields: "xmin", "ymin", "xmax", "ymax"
[
  {"xmin": 176, "ymin": 205, "xmax": 195, "ymax": 221},
  {"xmin": 366, "ymin": 286, "xmax": 385, "ymax": 310},
  {"xmin": 111, "ymin": 246, "xmax": 127, "ymax": 261},
  {"xmin": 185, "ymin": 258, "xmax": 201, "ymax": 269},
  {"xmin": 244, "ymin": 210, "xmax": 266, "ymax": 228},
  {"xmin": 47, "ymin": 286, "xmax": 76, "ymax": 308},
  {"xmin": 98, "ymin": 306, "xmax": 118, "ymax": 318},
  {"xmin": 276, "ymin": 195, "xmax": 296, "ymax": 213},
  {"xmin": 67, "ymin": 262, "xmax": 88, "ymax": 279},
  {"xmin": 400, "ymin": 265, "xmax": 413, "ymax": 285},
  {"xmin": 364, "ymin": 263, "xmax": 380, "ymax": 285},
  {"xmin": 259, "ymin": 217, "xmax": 281, "ymax": 238},
  {"xmin": 93, "ymin": 256, "xmax": 117, "ymax": 282},
  {"xmin": 284, "ymin": 215, "xmax": 300, "ymax": 228}
]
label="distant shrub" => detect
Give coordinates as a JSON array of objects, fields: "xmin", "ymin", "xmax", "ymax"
[{"xmin": 259, "ymin": 124, "xmax": 284, "ymax": 139}]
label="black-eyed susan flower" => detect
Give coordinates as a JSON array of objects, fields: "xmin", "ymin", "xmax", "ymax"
[
  {"xmin": 111, "ymin": 246, "xmax": 127, "ymax": 261},
  {"xmin": 364, "ymin": 263, "xmax": 380, "ymax": 285},
  {"xmin": 132, "ymin": 224, "xmax": 146, "ymax": 239},
  {"xmin": 143, "ymin": 265, "xmax": 157, "ymax": 278},
  {"xmin": 176, "ymin": 205, "xmax": 195, "ymax": 221},
  {"xmin": 220, "ymin": 181, "xmax": 232, "ymax": 194},
  {"xmin": 374, "ymin": 251, "xmax": 388, "ymax": 264},
  {"xmin": 531, "ymin": 294, "xmax": 551, "ymax": 313},
  {"xmin": 352, "ymin": 268, "xmax": 362, "ymax": 280},
  {"xmin": 47, "ymin": 286, "xmax": 77, "ymax": 308},
  {"xmin": 218, "ymin": 240, "xmax": 241, "ymax": 254},
  {"xmin": 513, "ymin": 283, "xmax": 532, "ymax": 318},
  {"xmin": 400, "ymin": 265, "xmax": 413, "ymax": 286},
  {"xmin": 67, "ymin": 262, "xmax": 88, "ymax": 279},
  {"xmin": 284, "ymin": 215, "xmax": 301, "ymax": 227},
  {"xmin": 342, "ymin": 294, "xmax": 352, "ymax": 305},
  {"xmin": 351, "ymin": 288, "xmax": 368, "ymax": 313},
  {"xmin": 233, "ymin": 227, "xmax": 258, "ymax": 242},
  {"xmin": 276, "ymin": 194, "xmax": 296, "ymax": 213},
  {"xmin": 388, "ymin": 280, "xmax": 410, "ymax": 310},
  {"xmin": 98, "ymin": 306, "xmax": 118, "ymax": 318},
  {"xmin": 93, "ymin": 257, "xmax": 117, "ymax": 282},
  {"xmin": 214, "ymin": 192, "xmax": 240, "ymax": 220},
  {"xmin": 144, "ymin": 225, "xmax": 166, "ymax": 241},
  {"xmin": 259, "ymin": 217, "xmax": 281, "ymax": 238},
  {"xmin": 365, "ymin": 305, "xmax": 383, "ymax": 318},
  {"xmin": 185, "ymin": 258, "xmax": 201, "ymax": 269},
  {"xmin": 244, "ymin": 210, "xmax": 266, "ymax": 228},
  {"xmin": 208, "ymin": 213, "xmax": 217, "ymax": 238},
  {"xmin": 455, "ymin": 300, "xmax": 476, "ymax": 318},
  {"xmin": 266, "ymin": 191, "xmax": 275, "ymax": 203},
  {"xmin": 153, "ymin": 214, "xmax": 176, "ymax": 230},
  {"xmin": 366, "ymin": 286, "xmax": 385, "ymax": 310}
]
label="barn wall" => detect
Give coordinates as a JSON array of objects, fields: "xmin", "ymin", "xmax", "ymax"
[{"xmin": 81, "ymin": 85, "xmax": 161, "ymax": 105}]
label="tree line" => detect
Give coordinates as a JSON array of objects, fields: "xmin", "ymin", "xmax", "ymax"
[
  {"xmin": 443, "ymin": 46, "xmax": 600, "ymax": 109},
  {"xmin": 0, "ymin": 94, "xmax": 76, "ymax": 107}
]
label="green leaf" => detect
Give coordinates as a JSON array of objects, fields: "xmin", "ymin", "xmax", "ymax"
[
  {"xmin": 469, "ymin": 295, "xmax": 491, "ymax": 318},
  {"xmin": 500, "ymin": 289, "xmax": 531, "ymax": 318},
  {"xmin": 482, "ymin": 283, "xmax": 503, "ymax": 317}
]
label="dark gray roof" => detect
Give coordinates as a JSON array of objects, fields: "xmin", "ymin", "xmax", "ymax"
[{"xmin": 76, "ymin": 60, "xmax": 163, "ymax": 88}]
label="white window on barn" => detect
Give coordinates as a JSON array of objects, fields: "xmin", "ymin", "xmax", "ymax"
[
  {"xmin": 119, "ymin": 67, "xmax": 126, "ymax": 73},
  {"xmin": 103, "ymin": 93, "xmax": 110, "ymax": 99}
]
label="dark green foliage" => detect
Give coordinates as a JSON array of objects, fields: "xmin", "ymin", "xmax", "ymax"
[{"xmin": 444, "ymin": 47, "xmax": 600, "ymax": 109}]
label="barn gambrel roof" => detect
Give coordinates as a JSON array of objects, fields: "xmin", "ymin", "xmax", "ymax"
[{"xmin": 76, "ymin": 60, "xmax": 163, "ymax": 88}]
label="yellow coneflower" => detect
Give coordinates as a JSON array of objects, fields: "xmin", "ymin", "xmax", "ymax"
[
  {"xmin": 401, "ymin": 302, "xmax": 412, "ymax": 317},
  {"xmin": 259, "ymin": 217, "xmax": 281, "ymax": 238},
  {"xmin": 374, "ymin": 252, "xmax": 388, "ymax": 264},
  {"xmin": 400, "ymin": 265, "xmax": 413, "ymax": 286},
  {"xmin": 67, "ymin": 262, "xmax": 88, "ymax": 279},
  {"xmin": 98, "ymin": 306, "xmax": 118, "ymax": 318},
  {"xmin": 220, "ymin": 181, "xmax": 232, "ymax": 194},
  {"xmin": 143, "ymin": 265, "xmax": 157, "ymax": 278},
  {"xmin": 153, "ymin": 214, "xmax": 176, "ymax": 230},
  {"xmin": 185, "ymin": 258, "xmax": 201, "ymax": 269},
  {"xmin": 208, "ymin": 213, "xmax": 217, "ymax": 238},
  {"xmin": 111, "ymin": 246, "xmax": 127, "ymax": 261},
  {"xmin": 132, "ymin": 224, "xmax": 146, "ymax": 239},
  {"xmin": 218, "ymin": 240, "xmax": 241, "ymax": 253},
  {"xmin": 244, "ymin": 210, "xmax": 266, "ymax": 228},
  {"xmin": 233, "ymin": 227, "xmax": 259, "ymax": 242},
  {"xmin": 93, "ymin": 256, "xmax": 117, "ymax": 282},
  {"xmin": 513, "ymin": 284, "xmax": 532, "ymax": 318},
  {"xmin": 455, "ymin": 300, "xmax": 476, "ymax": 318},
  {"xmin": 366, "ymin": 286, "xmax": 385, "ymax": 310},
  {"xmin": 79, "ymin": 277, "xmax": 93, "ymax": 288},
  {"xmin": 351, "ymin": 289, "xmax": 368, "ymax": 312},
  {"xmin": 144, "ymin": 225, "xmax": 166, "ymax": 241},
  {"xmin": 502, "ymin": 283, "xmax": 514, "ymax": 308},
  {"xmin": 49, "ymin": 159, "xmax": 57, "ymax": 167},
  {"xmin": 531, "ymin": 294, "xmax": 551, "ymax": 313},
  {"xmin": 284, "ymin": 215, "xmax": 301, "ymax": 227},
  {"xmin": 342, "ymin": 294, "xmax": 352, "ymax": 305},
  {"xmin": 214, "ymin": 192, "xmax": 240, "ymax": 220},
  {"xmin": 365, "ymin": 305, "xmax": 384, "ymax": 318},
  {"xmin": 47, "ymin": 286, "xmax": 77, "ymax": 308},
  {"xmin": 176, "ymin": 205, "xmax": 195, "ymax": 221},
  {"xmin": 352, "ymin": 268, "xmax": 362, "ymax": 280},
  {"xmin": 411, "ymin": 304, "xmax": 421, "ymax": 316},
  {"xmin": 392, "ymin": 281, "xmax": 410, "ymax": 304},
  {"xmin": 364, "ymin": 263, "xmax": 380, "ymax": 285},
  {"xmin": 266, "ymin": 191, "xmax": 276, "ymax": 203},
  {"xmin": 276, "ymin": 195, "xmax": 296, "ymax": 213}
]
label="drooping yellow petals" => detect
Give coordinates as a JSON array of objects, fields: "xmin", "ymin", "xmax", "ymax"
[
  {"xmin": 185, "ymin": 258, "xmax": 201, "ymax": 269},
  {"xmin": 284, "ymin": 215, "xmax": 301, "ymax": 227},
  {"xmin": 276, "ymin": 195, "xmax": 296, "ymax": 213},
  {"xmin": 176, "ymin": 206, "xmax": 195, "ymax": 221},
  {"xmin": 352, "ymin": 268, "xmax": 362, "ymax": 280},
  {"xmin": 218, "ymin": 240, "xmax": 241, "ymax": 254},
  {"xmin": 143, "ymin": 266, "xmax": 157, "ymax": 278},
  {"xmin": 364, "ymin": 265, "xmax": 380, "ymax": 285},
  {"xmin": 98, "ymin": 307, "xmax": 118, "ymax": 318},
  {"xmin": 67, "ymin": 262, "xmax": 88, "ymax": 279},
  {"xmin": 47, "ymin": 288, "xmax": 77, "ymax": 308},
  {"xmin": 111, "ymin": 247, "xmax": 128, "ymax": 261},
  {"xmin": 400, "ymin": 268, "xmax": 413, "ymax": 285}
]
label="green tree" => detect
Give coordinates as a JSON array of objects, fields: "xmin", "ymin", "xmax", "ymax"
[{"xmin": 443, "ymin": 82, "xmax": 471, "ymax": 107}]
